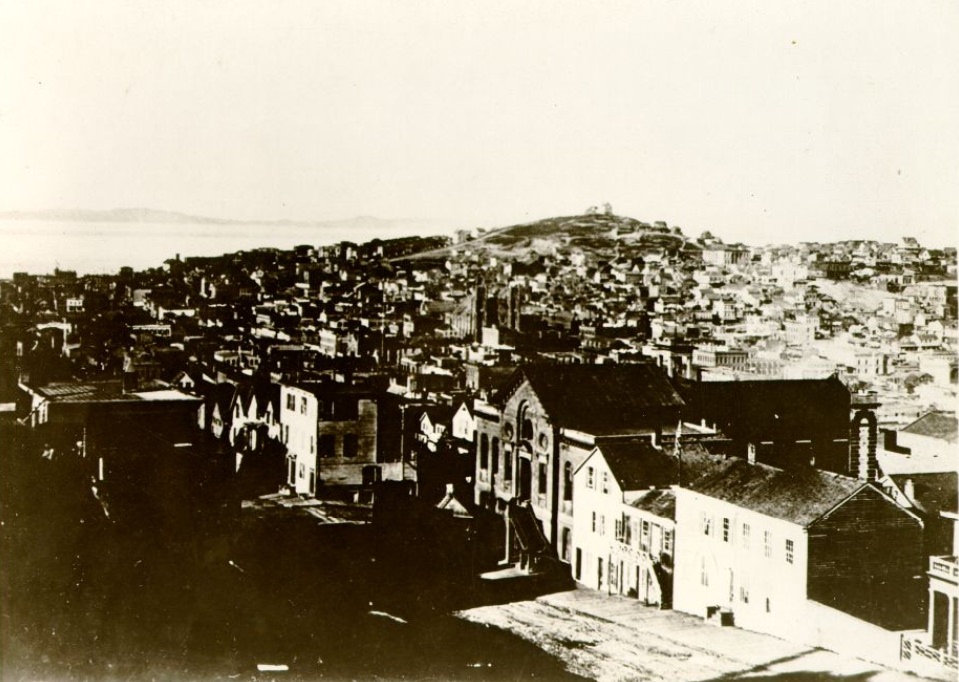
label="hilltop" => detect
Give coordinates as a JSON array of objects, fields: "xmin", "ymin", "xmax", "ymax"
[{"xmin": 401, "ymin": 212, "xmax": 698, "ymax": 262}]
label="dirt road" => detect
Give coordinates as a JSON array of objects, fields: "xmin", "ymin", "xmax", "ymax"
[{"xmin": 457, "ymin": 588, "xmax": 932, "ymax": 682}]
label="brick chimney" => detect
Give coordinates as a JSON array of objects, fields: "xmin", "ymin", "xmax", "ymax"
[{"xmin": 849, "ymin": 394, "xmax": 880, "ymax": 481}]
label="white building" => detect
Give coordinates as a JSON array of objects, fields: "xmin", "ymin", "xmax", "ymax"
[
  {"xmin": 280, "ymin": 383, "xmax": 382, "ymax": 493},
  {"xmin": 572, "ymin": 439, "xmax": 687, "ymax": 605},
  {"xmin": 673, "ymin": 452, "xmax": 925, "ymax": 664}
]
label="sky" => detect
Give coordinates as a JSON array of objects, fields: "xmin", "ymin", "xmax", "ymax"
[{"xmin": 1, "ymin": 0, "xmax": 957, "ymax": 246}]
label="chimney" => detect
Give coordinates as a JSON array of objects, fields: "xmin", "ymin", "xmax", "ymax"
[
  {"xmin": 903, "ymin": 478, "xmax": 915, "ymax": 502},
  {"xmin": 850, "ymin": 396, "xmax": 880, "ymax": 481},
  {"xmin": 121, "ymin": 351, "xmax": 138, "ymax": 393}
]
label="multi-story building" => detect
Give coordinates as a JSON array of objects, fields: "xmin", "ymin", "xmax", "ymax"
[
  {"xmin": 473, "ymin": 363, "xmax": 684, "ymax": 568},
  {"xmin": 673, "ymin": 420, "xmax": 925, "ymax": 662},
  {"xmin": 571, "ymin": 439, "xmax": 685, "ymax": 604},
  {"xmin": 280, "ymin": 382, "xmax": 390, "ymax": 492}
]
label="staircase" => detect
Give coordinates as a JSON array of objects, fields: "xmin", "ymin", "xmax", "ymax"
[{"xmin": 508, "ymin": 499, "xmax": 553, "ymax": 572}]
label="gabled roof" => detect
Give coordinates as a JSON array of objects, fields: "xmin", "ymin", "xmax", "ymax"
[
  {"xmin": 683, "ymin": 457, "xmax": 866, "ymax": 527},
  {"xmin": 591, "ymin": 440, "xmax": 681, "ymax": 490},
  {"xmin": 890, "ymin": 472, "xmax": 958, "ymax": 517},
  {"xmin": 211, "ymin": 382, "xmax": 237, "ymax": 416},
  {"xmin": 901, "ymin": 411, "xmax": 957, "ymax": 444},
  {"xmin": 500, "ymin": 364, "xmax": 684, "ymax": 435},
  {"xmin": 580, "ymin": 439, "xmax": 730, "ymax": 493}
]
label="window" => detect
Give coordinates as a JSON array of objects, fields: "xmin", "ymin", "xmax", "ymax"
[
  {"xmin": 300, "ymin": 397, "xmax": 307, "ymax": 415},
  {"xmin": 591, "ymin": 512, "xmax": 597, "ymax": 533},
  {"xmin": 310, "ymin": 436, "xmax": 314, "ymax": 454},
  {"xmin": 742, "ymin": 523, "xmax": 751, "ymax": 549},
  {"xmin": 561, "ymin": 528, "xmax": 571, "ymax": 562},
  {"xmin": 343, "ymin": 434, "xmax": 359, "ymax": 458},
  {"xmin": 641, "ymin": 520, "xmax": 650, "ymax": 552},
  {"xmin": 722, "ymin": 518, "xmax": 730, "ymax": 543},
  {"xmin": 702, "ymin": 513, "xmax": 712, "ymax": 536},
  {"xmin": 587, "ymin": 466, "xmax": 594, "ymax": 489},
  {"xmin": 563, "ymin": 461, "xmax": 573, "ymax": 501},
  {"xmin": 739, "ymin": 581, "xmax": 749, "ymax": 604},
  {"xmin": 318, "ymin": 434, "xmax": 335, "ymax": 458},
  {"xmin": 602, "ymin": 471, "xmax": 609, "ymax": 494},
  {"xmin": 785, "ymin": 539, "xmax": 794, "ymax": 565},
  {"xmin": 599, "ymin": 514, "xmax": 606, "ymax": 536},
  {"xmin": 504, "ymin": 450, "xmax": 512, "ymax": 482},
  {"xmin": 663, "ymin": 530, "xmax": 673, "ymax": 555},
  {"xmin": 286, "ymin": 394, "xmax": 295, "ymax": 410},
  {"xmin": 764, "ymin": 530, "xmax": 772, "ymax": 558},
  {"xmin": 480, "ymin": 434, "xmax": 489, "ymax": 470},
  {"xmin": 538, "ymin": 461, "xmax": 547, "ymax": 497},
  {"xmin": 492, "ymin": 438, "xmax": 500, "ymax": 475},
  {"xmin": 700, "ymin": 556, "xmax": 709, "ymax": 587}
]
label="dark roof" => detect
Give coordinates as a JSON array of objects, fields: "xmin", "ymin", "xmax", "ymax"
[
  {"xmin": 628, "ymin": 488, "xmax": 676, "ymax": 521},
  {"xmin": 684, "ymin": 457, "xmax": 865, "ymax": 527},
  {"xmin": 890, "ymin": 472, "xmax": 958, "ymax": 516},
  {"xmin": 678, "ymin": 377, "xmax": 850, "ymax": 442},
  {"xmin": 586, "ymin": 439, "xmax": 731, "ymax": 492},
  {"xmin": 901, "ymin": 411, "xmax": 957, "ymax": 443},
  {"xmin": 594, "ymin": 440, "xmax": 680, "ymax": 490},
  {"xmin": 502, "ymin": 364, "xmax": 684, "ymax": 435},
  {"xmin": 418, "ymin": 404, "xmax": 453, "ymax": 425},
  {"xmin": 212, "ymin": 382, "xmax": 237, "ymax": 415}
]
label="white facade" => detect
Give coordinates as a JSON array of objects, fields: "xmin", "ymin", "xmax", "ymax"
[
  {"xmin": 673, "ymin": 488, "xmax": 809, "ymax": 640},
  {"xmin": 280, "ymin": 384, "xmax": 379, "ymax": 493},
  {"xmin": 571, "ymin": 448, "xmax": 675, "ymax": 604}
]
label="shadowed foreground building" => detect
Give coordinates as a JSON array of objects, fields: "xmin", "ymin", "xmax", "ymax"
[{"xmin": 19, "ymin": 376, "xmax": 201, "ymax": 485}]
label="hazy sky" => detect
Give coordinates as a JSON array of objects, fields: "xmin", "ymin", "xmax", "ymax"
[{"xmin": 2, "ymin": 0, "xmax": 957, "ymax": 246}]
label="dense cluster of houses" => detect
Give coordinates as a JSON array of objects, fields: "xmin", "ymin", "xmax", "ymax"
[{"xmin": 1, "ymin": 215, "xmax": 956, "ymax": 675}]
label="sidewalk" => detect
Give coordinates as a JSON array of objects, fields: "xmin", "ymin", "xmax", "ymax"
[{"xmin": 457, "ymin": 587, "xmax": 932, "ymax": 682}]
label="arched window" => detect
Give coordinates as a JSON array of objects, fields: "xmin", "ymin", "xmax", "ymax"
[
  {"xmin": 563, "ymin": 460, "xmax": 573, "ymax": 501},
  {"xmin": 480, "ymin": 433, "xmax": 489, "ymax": 470},
  {"xmin": 518, "ymin": 402, "xmax": 534, "ymax": 441},
  {"xmin": 492, "ymin": 437, "xmax": 500, "ymax": 475}
]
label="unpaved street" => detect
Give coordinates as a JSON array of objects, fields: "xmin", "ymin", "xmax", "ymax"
[{"xmin": 458, "ymin": 588, "xmax": 934, "ymax": 682}]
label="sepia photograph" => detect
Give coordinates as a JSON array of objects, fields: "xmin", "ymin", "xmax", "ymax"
[{"xmin": 1, "ymin": 1, "xmax": 957, "ymax": 680}]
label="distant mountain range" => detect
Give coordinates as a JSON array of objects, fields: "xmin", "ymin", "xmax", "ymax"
[{"xmin": 0, "ymin": 208, "xmax": 453, "ymax": 231}]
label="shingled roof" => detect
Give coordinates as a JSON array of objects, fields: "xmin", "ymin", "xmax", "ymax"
[
  {"xmin": 684, "ymin": 457, "xmax": 865, "ymax": 527},
  {"xmin": 500, "ymin": 364, "xmax": 684, "ymax": 435},
  {"xmin": 629, "ymin": 488, "xmax": 676, "ymax": 521},
  {"xmin": 583, "ymin": 439, "xmax": 731, "ymax": 493},
  {"xmin": 901, "ymin": 411, "xmax": 957, "ymax": 443},
  {"xmin": 890, "ymin": 472, "xmax": 958, "ymax": 517}
]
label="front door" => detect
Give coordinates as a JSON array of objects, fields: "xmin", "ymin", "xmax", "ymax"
[{"xmin": 518, "ymin": 457, "xmax": 532, "ymax": 500}]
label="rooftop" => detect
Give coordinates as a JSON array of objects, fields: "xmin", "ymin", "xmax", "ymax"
[
  {"xmin": 25, "ymin": 380, "xmax": 198, "ymax": 403},
  {"xmin": 501, "ymin": 364, "xmax": 684, "ymax": 435},
  {"xmin": 683, "ymin": 457, "xmax": 865, "ymax": 527},
  {"xmin": 901, "ymin": 411, "xmax": 957, "ymax": 444}
]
